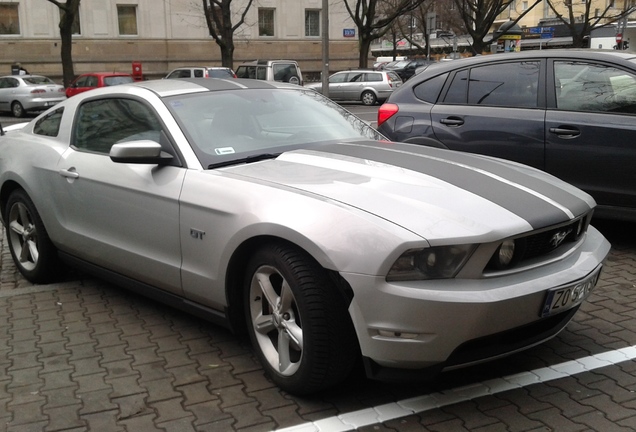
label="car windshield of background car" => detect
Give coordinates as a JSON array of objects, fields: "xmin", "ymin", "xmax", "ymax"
[
  {"xmin": 24, "ymin": 76, "xmax": 55, "ymax": 85},
  {"xmin": 164, "ymin": 88, "xmax": 384, "ymax": 168},
  {"xmin": 104, "ymin": 76, "xmax": 135, "ymax": 86}
]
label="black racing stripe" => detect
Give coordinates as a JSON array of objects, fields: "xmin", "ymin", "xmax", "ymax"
[{"xmin": 318, "ymin": 141, "xmax": 587, "ymax": 229}]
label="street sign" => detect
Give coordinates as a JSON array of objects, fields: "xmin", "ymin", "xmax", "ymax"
[{"xmin": 343, "ymin": 28, "xmax": 355, "ymax": 38}]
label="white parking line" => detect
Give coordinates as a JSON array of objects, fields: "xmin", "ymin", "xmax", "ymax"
[{"xmin": 275, "ymin": 345, "xmax": 636, "ymax": 432}]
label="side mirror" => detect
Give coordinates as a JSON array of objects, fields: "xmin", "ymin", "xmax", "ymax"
[{"xmin": 110, "ymin": 140, "xmax": 174, "ymax": 165}]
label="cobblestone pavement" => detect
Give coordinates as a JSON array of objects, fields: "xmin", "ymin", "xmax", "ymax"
[{"xmin": 1, "ymin": 219, "xmax": 635, "ymax": 432}]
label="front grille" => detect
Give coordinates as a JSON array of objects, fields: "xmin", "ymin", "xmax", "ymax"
[{"xmin": 486, "ymin": 212, "xmax": 591, "ymax": 272}]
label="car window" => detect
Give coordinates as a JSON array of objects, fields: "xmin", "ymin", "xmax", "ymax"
[
  {"xmin": 555, "ymin": 61, "xmax": 636, "ymax": 114},
  {"xmin": 75, "ymin": 76, "xmax": 89, "ymax": 87},
  {"xmin": 86, "ymin": 76, "xmax": 99, "ymax": 87},
  {"xmin": 4, "ymin": 78, "xmax": 19, "ymax": 88},
  {"xmin": 24, "ymin": 76, "xmax": 55, "ymax": 85},
  {"xmin": 193, "ymin": 69, "xmax": 204, "ymax": 78},
  {"xmin": 235, "ymin": 66, "xmax": 252, "ymax": 78},
  {"xmin": 366, "ymin": 73, "xmax": 382, "ymax": 82},
  {"xmin": 104, "ymin": 76, "xmax": 134, "ymax": 86},
  {"xmin": 444, "ymin": 70, "xmax": 468, "ymax": 104},
  {"xmin": 330, "ymin": 73, "xmax": 347, "ymax": 83},
  {"xmin": 414, "ymin": 73, "xmax": 449, "ymax": 103},
  {"xmin": 256, "ymin": 66, "xmax": 267, "ymax": 80},
  {"xmin": 0, "ymin": 78, "xmax": 9, "ymax": 89},
  {"xmin": 33, "ymin": 107, "xmax": 64, "ymax": 137},
  {"xmin": 73, "ymin": 98, "xmax": 163, "ymax": 154},
  {"xmin": 208, "ymin": 69, "xmax": 233, "ymax": 78},
  {"xmin": 273, "ymin": 64, "xmax": 297, "ymax": 82},
  {"xmin": 467, "ymin": 62, "xmax": 539, "ymax": 108},
  {"xmin": 348, "ymin": 72, "xmax": 364, "ymax": 82}
]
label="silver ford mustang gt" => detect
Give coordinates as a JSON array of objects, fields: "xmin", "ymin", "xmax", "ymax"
[{"xmin": 0, "ymin": 78, "xmax": 610, "ymax": 394}]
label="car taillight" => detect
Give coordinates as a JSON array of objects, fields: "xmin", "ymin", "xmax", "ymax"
[
  {"xmin": 31, "ymin": 89, "xmax": 46, "ymax": 94},
  {"xmin": 377, "ymin": 103, "xmax": 399, "ymax": 127}
]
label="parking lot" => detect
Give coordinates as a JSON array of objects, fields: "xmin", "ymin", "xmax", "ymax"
[{"xmin": 1, "ymin": 106, "xmax": 636, "ymax": 431}]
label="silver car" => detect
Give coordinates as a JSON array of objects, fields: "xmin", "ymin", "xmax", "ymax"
[
  {"xmin": 0, "ymin": 74, "xmax": 66, "ymax": 117},
  {"xmin": 306, "ymin": 69, "xmax": 403, "ymax": 105},
  {"xmin": 0, "ymin": 79, "xmax": 610, "ymax": 395}
]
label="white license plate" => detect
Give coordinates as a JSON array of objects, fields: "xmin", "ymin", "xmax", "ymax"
[{"xmin": 540, "ymin": 266, "xmax": 602, "ymax": 317}]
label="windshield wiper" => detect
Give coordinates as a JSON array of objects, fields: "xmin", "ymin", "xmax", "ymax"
[{"xmin": 208, "ymin": 153, "xmax": 280, "ymax": 169}]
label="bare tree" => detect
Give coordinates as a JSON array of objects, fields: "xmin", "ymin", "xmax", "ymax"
[
  {"xmin": 202, "ymin": 0, "xmax": 255, "ymax": 69},
  {"xmin": 546, "ymin": 0, "xmax": 636, "ymax": 48},
  {"xmin": 45, "ymin": 0, "xmax": 80, "ymax": 87},
  {"xmin": 452, "ymin": 0, "xmax": 540, "ymax": 55},
  {"xmin": 343, "ymin": 0, "xmax": 425, "ymax": 68}
]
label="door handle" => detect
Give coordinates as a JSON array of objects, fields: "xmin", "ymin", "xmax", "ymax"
[
  {"xmin": 59, "ymin": 169, "xmax": 80, "ymax": 179},
  {"xmin": 440, "ymin": 117, "xmax": 464, "ymax": 127},
  {"xmin": 549, "ymin": 126, "xmax": 581, "ymax": 138}
]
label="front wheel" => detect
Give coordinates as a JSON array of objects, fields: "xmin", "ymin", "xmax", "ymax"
[
  {"xmin": 361, "ymin": 91, "xmax": 377, "ymax": 106},
  {"xmin": 244, "ymin": 243, "xmax": 357, "ymax": 394},
  {"xmin": 4, "ymin": 189, "xmax": 62, "ymax": 283},
  {"xmin": 11, "ymin": 101, "xmax": 25, "ymax": 118}
]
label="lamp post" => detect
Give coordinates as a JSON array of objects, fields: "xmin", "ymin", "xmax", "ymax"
[{"xmin": 321, "ymin": 0, "xmax": 329, "ymax": 98}]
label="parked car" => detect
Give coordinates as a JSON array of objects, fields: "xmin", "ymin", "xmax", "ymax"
[
  {"xmin": 388, "ymin": 58, "xmax": 436, "ymax": 81},
  {"xmin": 165, "ymin": 66, "xmax": 236, "ymax": 79},
  {"xmin": 0, "ymin": 78, "xmax": 609, "ymax": 395},
  {"xmin": 0, "ymin": 75, "xmax": 66, "ymax": 118},
  {"xmin": 378, "ymin": 49, "xmax": 636, "ymax": 222},
  {"xmin": 65, "ymin": 72, "xmax": 135, "ymax": 98},
  {"xmin": 305, "ymin": 69, "xmax": 403, "ymax": 105},
  {"xmin": 235, "ymin": 59, "xmax": 303, "ymax": 85}
]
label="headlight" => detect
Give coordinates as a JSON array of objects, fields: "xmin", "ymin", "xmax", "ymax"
[{"xmin": 387, "ymin": 245, "xmax": 476, "ymax": 281}]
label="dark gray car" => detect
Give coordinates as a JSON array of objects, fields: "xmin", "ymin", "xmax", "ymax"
[{"xmin": 377, "ymin": 49, "xmax": 636, "ymax": 222}]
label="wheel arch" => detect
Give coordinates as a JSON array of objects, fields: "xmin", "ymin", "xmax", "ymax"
[
  {"xmin": 0, "ymin": 180, "xmax": 25, "ymax": 222},
  {"xmin": 224, "ymin": 235, "xmax": 355, "ymax": 336}
]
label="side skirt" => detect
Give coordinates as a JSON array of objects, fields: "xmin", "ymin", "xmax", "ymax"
[{"xmin": 59, "ymin": 251, "xmax": 232, "ymax": 330}]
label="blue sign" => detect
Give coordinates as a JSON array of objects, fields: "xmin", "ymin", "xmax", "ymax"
[{"xmin": 343, "ymin": 28, "xmax": 356, "ymax": 38}]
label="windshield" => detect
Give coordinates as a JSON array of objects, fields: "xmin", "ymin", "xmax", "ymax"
[
  {"xmin": 165, "ymin": 88, "xmax": 384, "ymax": 168},
  {"xmin": 24, "ymin": 76, "xmax": 55, "ymax": 85},
  {"xmin": 104, "ymin": 76, "xmax": 135, "ymax": 86}
]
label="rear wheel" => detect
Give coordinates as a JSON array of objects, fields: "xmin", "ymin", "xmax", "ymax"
[
  {"xmin": 244, "ymin": 243, "xmax": 357, "ymax": 394},
  {"xmin": 11, "ymin": 101, "xmax": 25, "ymax": 118},
  {"xmin": 361, "ymin": 91, "xmax": 377, "ymax": 106},
  {"xmin": 4, "ymin": 189, "xmax": 62, "ymax": 283}
]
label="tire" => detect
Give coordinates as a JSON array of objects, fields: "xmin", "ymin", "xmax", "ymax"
[
  {"xmin": 11, "ymin": 101, "xmax": 25, "ymax": 118},
  {"xmin": 361, "ymin": 91, "xmax": 377, "ymax": 106},
  {"xmin": 244, "ymin": 243, "xmax": 357, "ymax": 394},
  {"xmin": 4, "ymin": 189, "xmax": 62, "ymax": 283}
]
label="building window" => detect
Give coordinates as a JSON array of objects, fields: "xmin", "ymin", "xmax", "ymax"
[
  {"xmin": 305, "ymin": 10, "xmax": 320, "ymax": 37},
  {"xmin": 71, "ymin": 9, "xmax": 81, "ymax": 35},
  {"xmin": 0, "ymin": 3, "xmax": 20, "ymax": 35},
  {"xmin": 117, "ymin": 5, "xmax": 138, "ymax": 36},
  {"xmin": 522, "ymin": 1, "xmax": 528, "ymax": 10},
  {"xmin": 258, "ymin": 8, "xmax": 275, "ymax": 37}
]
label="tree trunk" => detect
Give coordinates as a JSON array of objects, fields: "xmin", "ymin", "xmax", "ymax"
[
  {"xmin": 359, "ymin": 36, "xmax": 372, "ymax": 68},
  {"xmin": 59, "ymin": 27, "xmax": 75, "ymax": 87}
]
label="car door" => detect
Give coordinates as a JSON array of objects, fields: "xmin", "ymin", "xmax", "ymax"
[
  {"xmin": 327, "ymin": 72, "xmax": 348, "ymax": 99},
  {"xmin": 51, "ymin": 96, "xmax": 186, "ymax": 295},
  {"xmin": 430, "ymin": 59, "xmax": 546, "ymax": 169},
  {"xmin": 342, "ymin": 71, "xmax": 365, "ymax": 101},
  {"xmin": 546, "ymin": 59, "xmax": 636, "ymax": 213}
]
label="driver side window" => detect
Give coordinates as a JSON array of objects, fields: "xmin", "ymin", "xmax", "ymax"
[{"xmin": 73, "ymin": 98, "xmax": 164, "ymax": 154}]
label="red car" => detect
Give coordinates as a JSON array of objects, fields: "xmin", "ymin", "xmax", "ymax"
[{"xmin": 65, "ymin": 72, "xmax": 135, "ymax": 97}]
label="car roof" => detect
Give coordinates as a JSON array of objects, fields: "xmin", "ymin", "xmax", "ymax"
[
  {"xmin": 416, "ymin": 49, "xmax": 636, "ymax": 74},
  {"xmin": 119, "ymin": 77, "xmax": 302, "ymax": 97},
  {"xmin": 78, "ymin": 72, "xmax": 133, "ymax": 77}
]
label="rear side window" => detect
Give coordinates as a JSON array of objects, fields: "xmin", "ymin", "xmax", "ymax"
[
  {"xmin": 104, "ymin": 76, "xmax": 134, "ymax": 86},
  {"xmin": 366, "ymin": 73, "xmax": 382, "ymax": 82},
  {"xmin": 34, "ymin": 107, "xmax": 64, "ymax": 137},
  {"xmin": 467, "ymin": 62, "xmax": 539, "ymax": 108},
  {"xmin": 193, "ymin": 69, "xmax": 204, "ymax": 78},
  {"xmin": 414, "ymin": 73, "xmax": 448, "ymax": 103},
  {"xmin": 444, "ymin": 70, "xmax": 468, "ymax": 104}
]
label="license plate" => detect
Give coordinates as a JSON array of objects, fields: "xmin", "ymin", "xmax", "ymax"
[{"xmin": 540, "ymin": 266, "xmax": 602, "ymax": 317}]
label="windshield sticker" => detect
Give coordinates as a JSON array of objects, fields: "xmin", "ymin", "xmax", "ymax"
[{"xmin": 215, "ymin": 147, "xmax": 236, "ymax": 155}]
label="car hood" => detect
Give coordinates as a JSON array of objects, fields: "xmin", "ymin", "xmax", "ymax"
[{"xmin": 223, "ymin": 141, "xmax": 595, "ymax": 243}]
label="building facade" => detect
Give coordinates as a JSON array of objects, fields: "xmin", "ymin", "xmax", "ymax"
[{"xmin": 0, "ymin": 0, "xmax": 362, "ymax": 81}]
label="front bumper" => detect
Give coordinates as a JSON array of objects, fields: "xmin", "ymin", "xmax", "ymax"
[{"xmin": 341, "ymin": 226, "xmax": 610, "ymax": 378}]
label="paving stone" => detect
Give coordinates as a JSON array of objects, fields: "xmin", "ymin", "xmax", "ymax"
[
  {"xmin": 150, "ymin": 397, "xmax": 192, "ymax": 423},
  {"xmin": 135, "ymin": 362, "xmax": 173, "ymax": 383},
  {"xmin": 78, "ymin": 388, "xmax": 118, "ymax": 414},
  {"xmin": 82, "ymin": 410, "xmax": 124, "ymax": 432},
  {"xmin": 144, "ymin": 377, "xmax": 182, "ymax": 402},
  {"xmin": 44, "ymin": 404, "xmax": 86, "ymax": 430},
  {"xmin": 222, "ymin": 400, "xmax": 272, "ymax": 429},
  {"xmin": 527, "ymin": 407, "xmax": 588, "ymax": 432},
  {"xmin": 188, "ymin": 399, "xmax": 232, "ymax": 425},
  {"xmin": 572, "ymin": 410, "xmax": 635, "ymax": 432}
]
